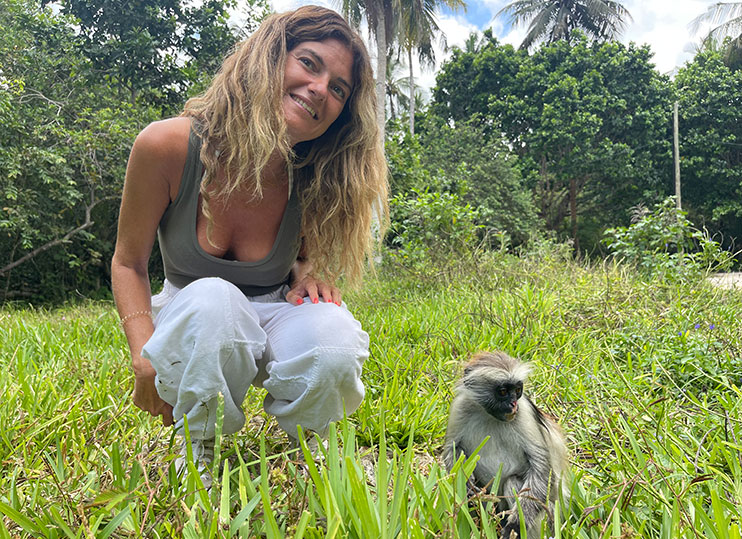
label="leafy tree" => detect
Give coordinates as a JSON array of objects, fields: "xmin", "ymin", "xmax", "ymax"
[
  {"xmin": 429, "ymin": 30, "xmax": 527, "ymax": 128},
  {"xmin": 416, "ymin": 117, "xmax": 541, "ymax": 245},
  {"xmin": 430, "ymin": 33, "xmax": 673, "ymax": 251},
  {"xmin": 496, "ymin": 0, "xmax": 633, "ymax": 51},
  {"xmin": 0, "ymin": 0, "xmax": 158, "ymax": 300},
  {"xmin": 673, "ymin": 49, "xmax": 742, "ymax": 248},
  {"xmin": 50, "ymin": 0, "xmax": 257, "ymax": 112}
]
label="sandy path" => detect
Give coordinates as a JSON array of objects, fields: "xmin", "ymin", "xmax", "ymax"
[{"xmin": 708, "ymin": 272, "xmax": 742, "ymax": 289}]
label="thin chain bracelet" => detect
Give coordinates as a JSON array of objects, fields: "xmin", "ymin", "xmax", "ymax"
[{"xmin": 119, "ymin": 310, "xmax": 153, "ymax": 328}]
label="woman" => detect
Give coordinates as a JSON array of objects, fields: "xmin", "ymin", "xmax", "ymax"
[{"xmin": 111, "ymin": 5, "xmax": 388, "ymax": 472}]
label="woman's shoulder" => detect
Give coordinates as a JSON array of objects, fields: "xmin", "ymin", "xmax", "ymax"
[
  {"xmin": 130, "ymin": 117, "xmax": 192, "ymax": 187},
  {"xmin": 133, "ymin": 117, "xmax": 191, "ymax": 161}
]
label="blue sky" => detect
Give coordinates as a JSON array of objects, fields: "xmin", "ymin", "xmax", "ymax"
[{"xmin": 267, "ymin": 0, "xmax": 717, "ymax": 96}]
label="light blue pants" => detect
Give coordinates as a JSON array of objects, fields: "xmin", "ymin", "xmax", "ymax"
[{"xmin": 141, "ymin": 278, "xmax": 369, "ymax": 441}]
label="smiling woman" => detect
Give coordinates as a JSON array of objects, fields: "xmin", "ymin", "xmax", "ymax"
[
  {"xmin": 283, "ymin": 39, "xmax": 354, "ymax": 143},
  {"xmin": 110, "ymin": 5, "xmax": 388, "ymax": 482}
]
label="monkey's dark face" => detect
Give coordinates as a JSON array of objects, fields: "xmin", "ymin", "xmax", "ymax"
[{"xmin": 467, "ymin": 379, "xmax": 524, "ymax": 422}]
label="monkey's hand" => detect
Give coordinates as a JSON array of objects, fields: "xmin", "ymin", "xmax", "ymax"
[{"xmin": 500, "ymin": 515, "xmax": 521, "ymax": 539}]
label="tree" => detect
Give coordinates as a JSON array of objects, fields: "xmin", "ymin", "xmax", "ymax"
[
  {"xmin": 0, "ymin": 0, "xmax": 269, "ymax": 302},
  {"xmin": 384, "ymin": 50, "xmax": 411, "ymax": 121},
  {"xmin": 429, "ymin": 33, "xmax": 674, "ymax": 251},
  {"xmin": 0, "ymin": 0, "xmax": 157, "ymax": 300},
  {"xmin": 690, "ymin": 2, "xmax": 742, "ymax": 69},
  {"xmin": 51, "ymin": 0, "xmax": 258, "ymax": 112},
  {"xmin": 397, "ymin": 0, "xmax": 465, "ymax": 134},
  {"xmin": 496, "ymin": 0, "xmax": 632, "ymax": 51},
  {"xmin": 340, "ymin": 0, "xmax": 396, "ymax": 137},
  {"xmin": 673, "ymin": 49, "xmax": 742, "ymax": 247}
]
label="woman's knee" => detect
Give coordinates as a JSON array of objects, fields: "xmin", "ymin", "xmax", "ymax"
[
  {"xmin": 165, "ymin": 278, "xmax": 259, "ymax": 334},
  {"xmin": 293, "ymin": 303, "xmax": 370, "ymax": 352}
]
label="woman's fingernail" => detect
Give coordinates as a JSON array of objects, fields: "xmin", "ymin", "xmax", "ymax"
[
  {"xmin": 312, "ymin": 298, "xmax": 319, "ymax": 304},
  {"xmin": 335, "ymin": 301, "xmax": 341, "ymax": 306},
  {"xmin": 296, "ymin": 298, "xmax": 303, "ymax": 305}
]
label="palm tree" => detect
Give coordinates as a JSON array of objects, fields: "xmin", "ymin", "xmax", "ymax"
[
  {"xmin": 340, "ymin": 0, "xmax": 396, "ymax": 137},
  {"xmin": 397, "ymin": 0, "xmax": 465, "ymax": 134},
  {"xmin": 385, "ymin": 49, "xmax": 411, "ymax": 121},
  {"xmin": 496, "ymin": 0, "xmax": 632, "ymax": 51},
  {"xmin": 690, "ymin": 2, "xmax": 742, "ymax": 66}
]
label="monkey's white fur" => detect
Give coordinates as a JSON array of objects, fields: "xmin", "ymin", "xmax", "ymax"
[{"xmin": 444, "ymin": 351, "xmax": 569, "ymax": 538}]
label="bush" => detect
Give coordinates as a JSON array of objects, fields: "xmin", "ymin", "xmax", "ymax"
[
  {"xmin": 387, "ymin": 189, "xmax": 482, "ymax": 278},
  {"xmin": 603, "ymin": 197, "xmax": 734, "ymax": 280}
]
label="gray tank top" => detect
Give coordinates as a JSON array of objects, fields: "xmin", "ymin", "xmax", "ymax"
[{"xmin": 157, "ymin": 128, "xmax": 302, "ymax": 296}]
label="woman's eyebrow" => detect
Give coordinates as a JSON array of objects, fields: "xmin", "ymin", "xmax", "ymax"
[{"xmin": 296, "ymin": 47, "xmax": 352, "ymax": 93}]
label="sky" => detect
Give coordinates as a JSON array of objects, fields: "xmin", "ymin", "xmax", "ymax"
[{"xmin": 266, "ymin": 0, "xmax": 717, "ymax": 99}]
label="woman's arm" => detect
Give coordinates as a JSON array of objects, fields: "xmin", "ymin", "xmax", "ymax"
[{"xmin": 111, "ymin": 118, "xmax": 189, "ymax": 425}]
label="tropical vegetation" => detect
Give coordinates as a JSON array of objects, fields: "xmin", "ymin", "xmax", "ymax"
[{"xmin": 1, "ymin": 0, "xmax": 742, "ymax": 535}]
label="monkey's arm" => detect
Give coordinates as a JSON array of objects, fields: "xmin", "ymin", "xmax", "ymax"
[
  {"xmin": 443, "ymin": 440, "xmax": 484, "ymax": 497},
  {"xmin": 501, "ymin": 428, "xmax": 556, "ymax": 537}
]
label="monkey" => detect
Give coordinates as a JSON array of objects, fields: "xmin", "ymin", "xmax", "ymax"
[{"xmin": 443, "ymin": 351, "xmax": 569, "ymax": 538}]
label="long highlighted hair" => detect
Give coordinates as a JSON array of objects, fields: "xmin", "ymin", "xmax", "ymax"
[{"xmin": 182, "ymin": 5, "xmax": 388, "ymax": 286}]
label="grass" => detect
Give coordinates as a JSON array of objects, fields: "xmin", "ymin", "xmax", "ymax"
[{"xmin": 1, "ymin": 246, "xmax": 741, "ymax": 537}]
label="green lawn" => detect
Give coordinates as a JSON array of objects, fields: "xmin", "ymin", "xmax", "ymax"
[{"xmin": 1, "ymin": 248, "xmax": 740, "ymax": 538}]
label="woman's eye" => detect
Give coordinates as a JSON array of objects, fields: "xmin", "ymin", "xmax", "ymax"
[
  {"xmin": 299, "ymin": 57, "xmax": 314, "ymax": 69},
  {"xmin": 332, "ymin": 84, "xmax": 346, "ymax": 99}
]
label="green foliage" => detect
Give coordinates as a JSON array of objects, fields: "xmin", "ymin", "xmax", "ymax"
[
  {"xmin": 2, "ymin": 250, "xmax": 742, "ymax": 536},
  {"xmin": 0, "ymin": 0, "xmax": 268, "ymax": 302},
  {"xmin": 673, "ymin": 49, "xmax": 742, "ymax": 250},
  {"xmin": 603, "ymin": 197, "xmax": 734, "ymax": 280},
  {"xmin": 388, "ymin": 189, "xmax": 482, "ymax": 276},
  {"xmin": 417, "ymin": 117, "xmax": 541, "ymax": 245},
  {"xmin": 54, "ymin": 0, "xmax": 253, "ymax": 112},
  {"xmin": 430, "ymin": 32, "xmax": 674, "ymax": 252}
]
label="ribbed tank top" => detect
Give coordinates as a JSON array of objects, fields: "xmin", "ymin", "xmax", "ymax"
[{"xmin": 157, "ymin": 128, "xmax": 302, "ymax": 296}]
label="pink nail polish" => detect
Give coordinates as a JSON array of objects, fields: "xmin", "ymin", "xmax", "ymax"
[
  {"xmin": 296, "ymin": 298, "xmax": 303, "ymax": 305},
  {"xmin": 312, "ymin": 298, "xmax": 319, "ymax": 304}
]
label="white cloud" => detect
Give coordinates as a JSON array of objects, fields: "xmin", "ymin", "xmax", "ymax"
[{"xmin": 621, "ymin": 0, "xmax": 711, "ymax": 75}]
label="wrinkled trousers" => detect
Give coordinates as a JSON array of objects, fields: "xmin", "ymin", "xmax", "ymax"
[{"xmin": 141, "ymin": 277, "xmax": 369, "ymax": 441}]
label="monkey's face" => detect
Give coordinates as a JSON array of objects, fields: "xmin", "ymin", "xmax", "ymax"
[{"xmin": 466, "ymin": 378, "xmax": 524, "ymax": 422}]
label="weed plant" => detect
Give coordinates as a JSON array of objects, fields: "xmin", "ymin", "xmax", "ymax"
[{"xmin": 1, "ymin": 244, "xmax": 741, "ymax": 537}]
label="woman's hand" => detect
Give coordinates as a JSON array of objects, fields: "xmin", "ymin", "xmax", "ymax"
[
  {"xmin": 132, "ymin": 355, "xmax": 174, "ymax": 426},
  {"xmin": 286, "ymin": 273, "xmax": 342, "ymax": 306}
]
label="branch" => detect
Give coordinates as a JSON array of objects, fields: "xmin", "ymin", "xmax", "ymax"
[{"xmin": 0, "ymin": 196, "xmax": 118, "ymax": 276}]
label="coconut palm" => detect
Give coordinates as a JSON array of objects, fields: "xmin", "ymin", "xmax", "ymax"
[
  {"xmin": 397, "ymin": 0, "xmax": 465, "ymax": 134},
  {"xmin": 496, "ymin": 0, "xmax": 632, "ymax": 51},
  {"xmin": 690, "ymin": 2, "xmax": 742, "ymax": 66},
  {"xmin": 340, "ymin": 0, "xmax": 395, "ymax": 137},
  {"xmin": 385, "ymin": 49, "xmax": 411, "ymax": 121}
]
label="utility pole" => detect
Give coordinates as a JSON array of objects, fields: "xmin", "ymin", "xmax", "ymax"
[{"xmin": 673, "ymin": 101, "xmax": 681, "ymax": 210}]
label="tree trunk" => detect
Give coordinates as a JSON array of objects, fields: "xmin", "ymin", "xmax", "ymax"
[
  {"xmin": 375, "ymin": 14, "xmax": 387, "ymax": 139},
  {"xmin": 570, "ymin": 176, "xmax": 579, "ymax": 252},
  {"xmin": 408, "ymin": 46, "xmax": 415, "ymax": 135}
]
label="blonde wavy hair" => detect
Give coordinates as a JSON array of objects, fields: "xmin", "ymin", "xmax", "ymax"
[{"xmin": 181, "ymin": 5, "xmax": 388, "ymax": 287}]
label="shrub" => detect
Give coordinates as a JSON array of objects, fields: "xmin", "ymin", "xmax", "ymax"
[
  {"xmin": 387, "ymin": 189, "xmax": 482, "ymax": 278},
  {"xmin": 603, "ymin": 197, "xmax": 734, "ymax": 280}
]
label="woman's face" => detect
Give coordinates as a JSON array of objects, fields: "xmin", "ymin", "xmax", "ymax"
[{"xmin": 283, "ymin": 38, "xmax": 354, "ymax": 144}]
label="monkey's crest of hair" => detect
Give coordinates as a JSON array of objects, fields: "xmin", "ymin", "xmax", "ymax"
[{"xmin": 462, "ymin": 351, "xmax": 532, "ymax": 385}]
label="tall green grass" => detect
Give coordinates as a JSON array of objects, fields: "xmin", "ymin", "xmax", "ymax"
[{"xmin": 1, "ymin": 249, "xmax": 740, "ymax": 537}]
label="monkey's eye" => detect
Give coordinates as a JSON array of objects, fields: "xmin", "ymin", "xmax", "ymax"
[{"xmin": 498, "ymin": 388, "xmax": 508, "ymax": 397}]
